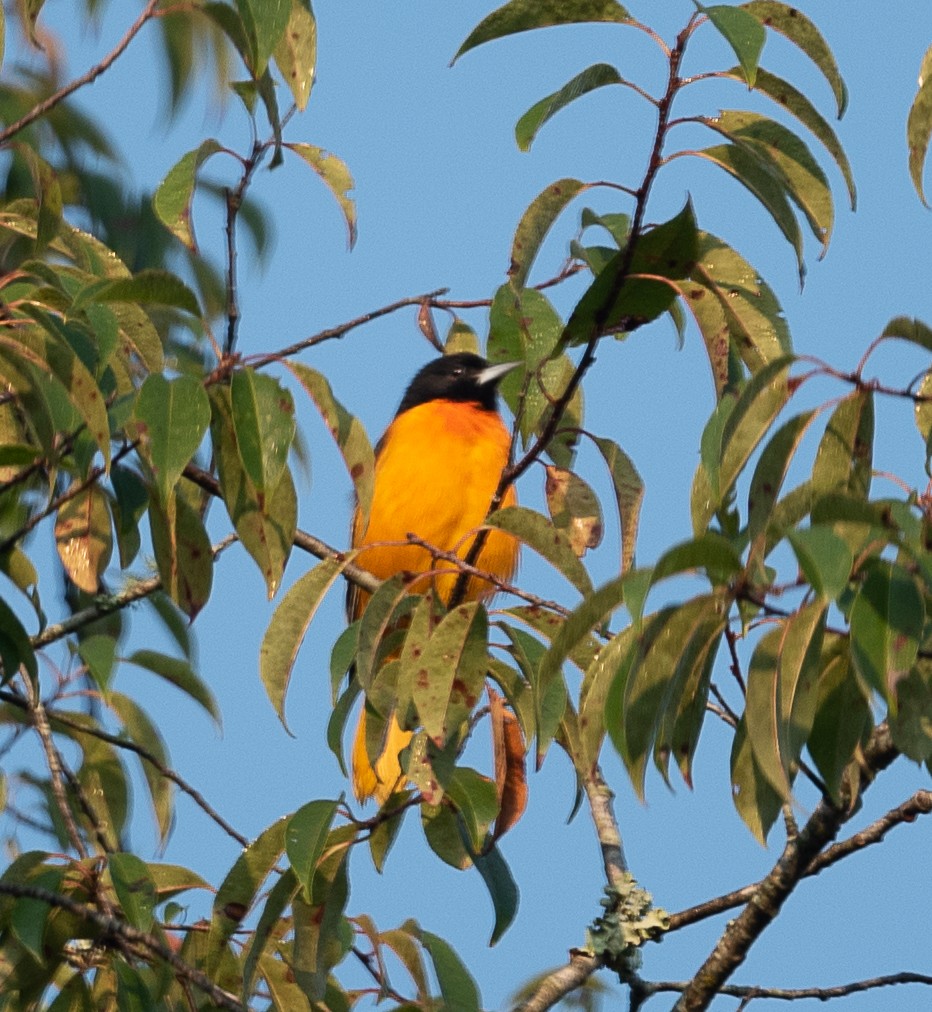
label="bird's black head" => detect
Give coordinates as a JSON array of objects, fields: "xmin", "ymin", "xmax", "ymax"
[{"xmin": 396, "ymin": 352, "xmax": 516, "ymax": 415}]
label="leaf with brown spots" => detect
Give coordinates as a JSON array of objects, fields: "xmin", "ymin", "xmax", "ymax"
[{"xmin": 544, "ymin": 465, "xmax": 603, "ymax": 558}]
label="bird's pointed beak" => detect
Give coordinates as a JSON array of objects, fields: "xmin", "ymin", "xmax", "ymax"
[{"xmin": 477, "ymin": 360, "xmax": 521, "ymax": 387}]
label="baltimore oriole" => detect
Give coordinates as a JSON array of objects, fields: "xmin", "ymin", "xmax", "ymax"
[{"xmin": 348, "ymin": 352, "xmax": 519, "ymax": 803}]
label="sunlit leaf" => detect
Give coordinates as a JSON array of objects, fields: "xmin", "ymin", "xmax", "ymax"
[
  {"xmin": 722, "ymin": 66, "xmax": 855, "ymax": 208},
  {"xmin": 273, "ymin": 0, "xmax": 317, "ymax": 110},
  {"xmin": 544, "ymin": 465, "xmax": 603, "ymax": 557},
  {"xmin": 693, "ymin": 143, "xmax": 804, "ymax": 281},
  {"xmin": 259, "ymin": 558, "xmax": 348, "ymax": 730},
  {"xmin": 811, "ymin": 389, "xmax": 873, "ymax": 499},
  {"xmin": 591, "ymin": 435, "xmax": 643, "ymax": 573},
  {"xmin": 207, "ymin": 816, "xmax": 289, "ymax": 971},
  {"xmin": 288, "ymin": 361, "xmax": 374, "ymax": 526},
  {"xmin": 54, "ymin": 484, "xmax": 112, "ymax": 593},
  {"xmin": 285, "ymin": 143, "xmax": 357, "ymax": 247},
  {"xmin": 742, "ymin": 1, "xmax": 847, "ymax": 116},
  {"xmin": 454, "ymin": 0, "xmax": 631, "ymax": 63},
  {"xmin": 487, "ymin": 506, "xmax": 592, "ymax": 596},
  {"xmin": 152, "ymin": 139, "xmax": 226, "ymax": 249}
]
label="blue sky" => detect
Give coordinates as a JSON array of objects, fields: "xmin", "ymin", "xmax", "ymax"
[{"xmin": 13, "ymin": 2, "xmax": 932, "ymax": 1008}]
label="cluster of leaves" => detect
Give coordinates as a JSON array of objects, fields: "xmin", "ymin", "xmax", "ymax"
[{"xmin": 0, "ymin": 0, "xmax": 931, "ymax": 1009}]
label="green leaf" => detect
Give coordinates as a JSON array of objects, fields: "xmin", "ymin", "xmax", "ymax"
[
  {"xmin": 910, "ymin": 49, "xmax": 932, "ymax": 205},
  {"xmin": 148, "ymin": 488, "xmax": 214, "ymax": 621},
  {"xmin": 354, "ymin": 573, "xmax": 412, "ymax": 691},
  {"xmin": 472, "ymin": 841, "xmax": 519, "ymax": 945},
  {"xmin": 210, "ymin": 385, "xmax": 297, "ymax": 598},
  {"xmin": 208, "ymin": 816, "xmax": 289, "ymax": 970},
  {"xmin": 516, "ymin": 63, "xmax": 623, "ymax": 152},
  {"xmin": 487, "ymin": 285, "xmax": 580, "ymax": 465},
  {"xmin": 888, "ymin": 658, "xmax": 932, "ymax": 762},
  {"xmin": 423, "ymin": 799, "xmax": 471, "ymax": 869},
  {"xmin": 509, "ymin": 178, "xmax": 587, "ymax": 289},
  {"xmin": 722, "ymin": 66, "xmax": 855, "ymax": 209},
  {"xmin": 742, "ymin": 1, "xmax": 847, "ymax": 116},
  {"xmin": 619, "ymin": 597, "xmax": 723, "ymax": 798},
  {"xmin": 109, "ymin": 853, "xmax": 156, "ymax": 932},
  {"xmin": 259, "ymin": 558, "xmax": 348, "ymax": 730},
  {"xmin": 454, "ymin": 0, "xmax": 630, "ymax": 62},
  {"xmin": 286, "ymin": 799, "xmax": 339, "ymax": 897},
  {"xmin": 787, "ymin": 526, "xmax": 853, "ymax": 601},
  {"xmin": 691, "ymin": 357, "xmax": 794, "ymax": 532},
  {"xmin": 420, "ymin": 929, "xmax": 481, "ymax": 1011},
  {"xmin": 108, "ymin": 692, "xmax": 174, "ymax": 845},
  {"xmin": 917, "ymin": 370, "xmax": 932, "ymax": 472},
  {"xmin": 54, "ymin": 484, "xmax": 113, "ymax": 594},
  {"xmin": 288, "ymin": 361, "xmax": 374, "ymax": 527},
  {"xmin": 148, "ymin": 862, "xmax": 211, "ymax": 901},
  {"xmin": 0, "ymin": 326, "xmax": 111, "ymax": 468},
  {"xmin": 650, "ymin": 532, "xmax": 743, "ymax": 589},
  {"xmin": 811, "ymin": 390, "xmax": 873, "ymax": 499},
  {"xmin": 487, "ymin": 506, "xmax": 593, "ymax": 597},
  {"xmin": 82, "ymin": 269, "xmax": 200, "ymax": 316},
  {"xmin": 285, "ymin": 143, "xmax": 357, "ymax": 247},
  {"xmin": 850, "ymin": 561, "xmax": 925, "ymax": 710},
  {"xmin": 134, "ymin": 374, "xmax": 211, "ymax": 505},
  {"xmin": 243, "ymin": 867, "xmax": 300, "ymax": 999},
  {"xmin": 693, "ymin": 142, "xmax": 804, "ymax": 281},
  {"xmin": 730, "ymin": 714, "xmax": 783, "ymax": 844},
  {"xmin": 10, "ymin": 865, "xmax": 61, "ymax": 962},
  {"xmin": 808, "ymin": 643, "xmax": 871, "ymax": 803},
  {"xmin": 152, "ymin": 139, "xmax": 225, "ymax": 249},
  {"xmin": 230, "ymin": 368, "xmax": 296, "ymax": 496},
  {"xmin": 125, "ymin": 649, "xmax": 221, "ymax": 725},
  {"xmin": 273, "ymin": 0, "xmax": 317, "ymax": 110},
  {"xmin": 745, "ymin": 603, "xmax": 826, "ymax": 800},
  {"xmin": 880, "ymin": 315, "xmax": 932, "ymax": 354},
  {"xmin": 0, "ymin": 596, "xmax": 38, "ymax": 683},
  {"xmin": 237, "ymin": 0, "xmax": 291, "ymax": 76},
  {"xmin": 564, "ymin": 199, "xmax": 699, "ymax": 346},
  {"xmin": 699, "ymin": 4, "xmax": 765, "ymax": 87},
  {"xmin": 446, "ymin": 767, "xmax": 498, "ymax": 852},
  {"xmin": 747, "ymin": 410, "xmax": 817, "ymax": 550},
  {"xmin": 684, "ymin": 231, "xmax": 791, "ymax": 388},
  {"xmin": 705, "ymin": 110, "xmax": 834, "ymax": 254},
  {"xmin": 580, "ymin": 623, "xmax": 638, "ymax": 772},
  {"xmin": 412, "ymin": 604, "xmax": 486, "ymax": 745},
  {"xmin": 591, "ymin": 435, "xmax": 643, "ymax": 573}
]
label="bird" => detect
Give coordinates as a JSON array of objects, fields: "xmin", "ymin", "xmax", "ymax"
[{"xmin": 348, "ymin": 351, "xmax": 520, "ymax": 804}]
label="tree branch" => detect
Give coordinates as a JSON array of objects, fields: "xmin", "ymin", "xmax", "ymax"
[
  {"xmin": 668, "ymin": 787, "xmax": 932, "ymax": 933},
  {"xmin": 672, "ymin": 724, "xmax": 899, "ymax": 1011},
  {"xmin": 0, "ymin": 881, "xmax": 245, "ymax": 1011}
]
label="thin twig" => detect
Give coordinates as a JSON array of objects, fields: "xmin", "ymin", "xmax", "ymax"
[
  {"xmin": 0, "ymin": 881, "xmax": 245, "ymax": 1011},
  {"xmin": 0, "ymin": 0, "xmax": 162, "ymax": 145}
]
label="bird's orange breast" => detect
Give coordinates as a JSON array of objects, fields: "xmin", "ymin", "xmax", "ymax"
[{"xmin": 351, "ymin": 399, "xmax": 518, "ymax": 610}]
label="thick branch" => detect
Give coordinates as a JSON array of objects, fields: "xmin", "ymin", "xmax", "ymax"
[{"xmin": 673, "ymin": 724, "xmax": 899, "ymax": 1011}]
